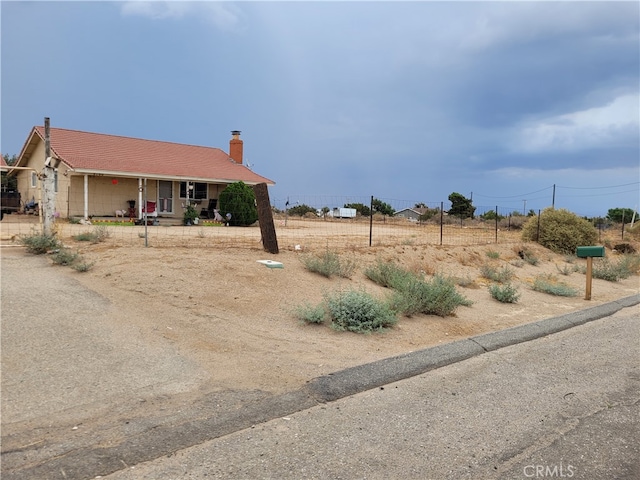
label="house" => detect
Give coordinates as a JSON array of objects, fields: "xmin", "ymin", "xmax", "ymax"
[
  {"xmin": 395, "ymin": 207, "xmax": 428, "ymax": 222},
  {"xmin": 9, "ymin": 127, "xmax": 274, "ymax": 220}
]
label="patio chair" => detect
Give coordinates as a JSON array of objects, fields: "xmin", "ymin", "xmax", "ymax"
[{"xmin": 138, "ymin": 201, "xmax": 158, "ymax": 225}]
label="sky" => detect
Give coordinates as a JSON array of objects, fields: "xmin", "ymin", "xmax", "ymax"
[{"xmin": 2, "ymin": 0, "xmax": 639, "ymax": 217}]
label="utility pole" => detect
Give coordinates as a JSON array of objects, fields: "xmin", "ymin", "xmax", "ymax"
[
  {"xmin": 552, "ymin": 184, "xmax": 556, "ymax": 209},
  {"xmin": 523, "ymin": 199, "xmax": 526, "ymax": 215},
  {"xmin": 42, "ymin": 117, "xmax": 56, "ymax": 236}
]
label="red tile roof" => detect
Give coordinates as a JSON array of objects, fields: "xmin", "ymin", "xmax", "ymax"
[{"xmin": 21, "ymin": 127, "xmax": 274, "ymax": 185}]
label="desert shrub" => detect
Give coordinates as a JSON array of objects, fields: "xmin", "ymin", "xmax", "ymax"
[
  {"xmin": 218, "ymin": 181, "xmax": 258, "ymax": 226},
  {"xmin": 364, "ymin": 260, "xmax": 417, "ymax": 289},
  {"xmin": 19, "ymin": 232, "xmax": 61, "ymax": 254},
  {"xmin": 489, "ymin": 283, "xmax": 520, "ymax": 303},
  {"xmin": 294, "ymin": 302, "xmax": 326, "ymax": 324},
  {"xmin": 514, "ymin": 247, "xmax": 539, "ymax": 266},
  {"xmin": 71, "ymin": 261, "xmax": 94, "ymax": 272},
  {"xmin": 486, "ymin": 250, "xmax": 500, "ymax": 259},
  {"xmin": 450, "ymin": 275, "xmax": 478, "ymax": 288},
  {"xmin": 389, "ymin": 274, "xmax": 472, "ymax": 317},
  {"xmin": 532, "ymin": 274, "xmax": 578, "ymax": 297},
  {"xmin": 581, "ymin": 255, "xmax": 640, "ymax": 282},
  {"xmin": 325, "ymin": 289, "xmax": 397, "ymax": 333},
  {"xmin": 301, "ymin": 250, "xmax": 356, "ymax": 278},
  {"xmin": 51, "ymin": 248, "xmax": 79, "ymax": 266},
  {"xmin": 522, "ymin": 208, "xmax": 597, "ymax": 254},
  {"xmin": 73, "ymin": 225, "xmax": 110, "ymax": 243},
  {"xmin": 556, "ymin": 263, "xmax": 578, "ymax": 276},
  {"xmin": 480, "ymin": 264, "xmax": 514, "ymax": 283}
]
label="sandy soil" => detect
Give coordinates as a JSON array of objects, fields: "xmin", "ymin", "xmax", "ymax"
[{"xmin": 66, "ymin": 238, "xmax": 639, "ymax": 395}]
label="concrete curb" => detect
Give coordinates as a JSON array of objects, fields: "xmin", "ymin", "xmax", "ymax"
[
  {"xmin": 306, "ymin": 294, "xmax": 639, "ymax": 400},
  {"xmin": 4, "ymin": 294, "xmax": 638, "ymax": 480}
]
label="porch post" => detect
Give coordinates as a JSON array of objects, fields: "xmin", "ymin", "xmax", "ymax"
[
  {"xmin": 138, "ymin": 178, "xmax": 143, "ymax": 219},
  {"xmin": 84, "ymin": 174, "xmax": 89, "ymax": 220}
]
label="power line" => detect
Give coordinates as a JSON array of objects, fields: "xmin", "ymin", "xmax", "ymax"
[
  {"xmin": 557, "ymin": 182, "xmax": 640, "ymax": 190},
  {"xmin": 556, "ymin": 188, "xmax": 640, "ymax": 198},
  {"xmin": 473, "ymin": 186, "xmax": 553, "ymax": 199}
]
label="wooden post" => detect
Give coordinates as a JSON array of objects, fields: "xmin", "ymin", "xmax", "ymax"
[
  {"xmin": 585, "ymin": 256, "xmax": 593, "ymax": 300},
  {"xmin": 253, "ymin": 183, "xmax": 279, "ymax": 254},
  {"xmin": 42, "ymin": 117, "xmax": 56, "ymax": 236}
]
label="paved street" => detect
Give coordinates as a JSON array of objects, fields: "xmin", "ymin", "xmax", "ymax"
[{"xmin": 104, "ymin": 305, "xmax": 639, "ymax": 480}]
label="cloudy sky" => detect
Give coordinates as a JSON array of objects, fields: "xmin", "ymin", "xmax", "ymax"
[{"xmin": 2, "ymin": 1, "xmax": 638, "ymax": 216}]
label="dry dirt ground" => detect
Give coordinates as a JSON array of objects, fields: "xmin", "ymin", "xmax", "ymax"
[{"xmin": 64, "ymin": 238, "xmax": 639, "ymax": 395}]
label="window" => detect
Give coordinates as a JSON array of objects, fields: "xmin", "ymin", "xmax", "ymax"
[
  {"xmin": 180, "ymin": 182, "xmax": 207, "ymax": 200},
  {"xmin": 54, "ymin": 172, "xmax": 58, "ymax": 193},
  {"xmin": 31, "ymin": 172, "xmax": 37, "ymax": 188}
]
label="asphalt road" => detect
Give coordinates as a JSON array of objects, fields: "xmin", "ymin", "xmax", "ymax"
[{"xmin": 103, "ymin": 305, "xmax": 639, "ymax": 480}]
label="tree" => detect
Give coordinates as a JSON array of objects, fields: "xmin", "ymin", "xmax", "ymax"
[
  {"xmin": 1, "ymin": 154, "xmax": 18, "ymax": 191},
  {"xmin": 371, "ymin": 198, "xmax": 395, "ymax": 216},
  {"xmin": 218, "ymin": 181, "xmax": 258, "ymax": 226},
  {"xmin": 344, "ymin": 203, "xmax": 370, "ymax": 217},
  {"xmin": 448, "ymin": 192, "xmax": 475, "ymax": 219},
  {"xmin": 607, "ymin": 207, "xmax": 638, "ymax": 223},
  {"xmin": 480, "ymin": 209, "xmax": 503, "ymax": 221},
  {"xmin": 418, "ymin": 207, "xmax": 440, "ymax": 222},
  {"xmin": 414, "ymin": 202, "xmax": 427, "ymax": 209},
  {"xmin": 320, "ymin": 206, "xmax": 330, "ymax": 219}
]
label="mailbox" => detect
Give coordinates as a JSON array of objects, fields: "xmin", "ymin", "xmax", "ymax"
[{"xmin": 576, "ymin": 246, "xmax": 605, "ymax": 258}]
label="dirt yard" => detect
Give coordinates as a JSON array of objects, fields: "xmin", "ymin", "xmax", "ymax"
[{"xmin": 64, "ymin": 236, "xmax": 639, "ymax": 395}]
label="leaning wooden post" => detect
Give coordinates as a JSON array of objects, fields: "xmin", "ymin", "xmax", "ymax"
[{"xmin": 253, "ymin": 183, "xmax": 279, "ymax": 254}]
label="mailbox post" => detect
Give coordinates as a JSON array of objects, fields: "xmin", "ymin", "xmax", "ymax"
[{"xmin": 576, "ymin": 246, "xmax": 605, "ymax": 300}]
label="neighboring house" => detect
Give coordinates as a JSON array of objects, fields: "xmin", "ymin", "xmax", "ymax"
[
  {"xmin": 395, "ymin": 207, "xmax": 428, "ymax": 221},
  {"xmin": 9, "ymin": 127, "xmax": 274, "ymax": 220}
]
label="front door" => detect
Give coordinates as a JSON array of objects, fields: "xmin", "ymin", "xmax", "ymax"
[{"xmin": 158, "ymin": 181, "xmax": 173, "ymax": 213}]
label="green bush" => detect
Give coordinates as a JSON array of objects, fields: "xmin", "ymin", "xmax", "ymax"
[
  {"xmin": 218, "ymin": 181, "xmax": 258, "ymax": 226},
  {"xmin": 583, "ymin": 255, "xmax": 640, "ymax": 282},
  {"xmin": 51, "ymin": 248, "xmax": 79, "ymax": 266},
  {"xmin": 480, "ymin": 264, "xmax": 514, "ymax": 283},
  {"xmin": 364, "ymin": 260, "xmax": 417, "ymax": 289},
  {"xmin": 287, "ymin": 204, "xmax": 317, "ymax": 217},
  {"xmin": 389, "ymin": 274, "xmax": 472, "ymax": 317},
  {"xmin": 522, "ymin": 208, "xmax": 597, "ymax": 254},
  {"xmin": 293, "ymin": 302, "xmax": 326, "ymax": 324},
  {"xmin": 532, "ymin": 274, "xmax": 578, "ymax": 297},
  {"xmin": 301, "ymin": 250, "xmax": 356, "ymax": 278},
  {"xmin": 489, "ymin": 283, "xmax": 520, "ymax": 303},
  {"xmin": 486, "ymin": 250, "xmax": 500, "ymax": 259},
  {"xmin": 325, "ymin": 289, "xmax": 397, "ymax": 333},
  {"xmin": 73, "ymin": 225, "xmax": 110, "ymax": 243},
  {"xmin": 556, "ymin": 263, "xmax": 577, "ymax": 276},
  {"xmin": 19, "ymin": 232, "xmax": 61, "ymax": 254}
]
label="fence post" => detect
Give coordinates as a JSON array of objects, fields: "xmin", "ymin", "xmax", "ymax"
[
  {"xmin": 495, "ymin": 205, "xmax": 498, "ymax": 243},
  {"xmin": 440, "ymin": 201, "xmax": 444, "ymax": 246},
  {"xmin": 369, "ymin": 195, "xmax": 373, "ymax": 247}
]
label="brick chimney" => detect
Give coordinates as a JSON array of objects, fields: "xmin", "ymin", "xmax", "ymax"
[{"xmin": 229, "ymin": 130, "xmax": 243, "ymax": 164}]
